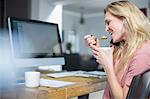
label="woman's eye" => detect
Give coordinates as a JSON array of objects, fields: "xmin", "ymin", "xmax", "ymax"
[
  {"xmin": 105, "ymin": 20, "xmax": 111, "ymax": 25},
  {"xmin": 107, "ymin": 21, "xmax": 110, "ymax": 25}
]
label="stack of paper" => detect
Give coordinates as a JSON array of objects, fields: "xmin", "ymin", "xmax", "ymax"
[{"xmin": 40, "ymin": 78, "xmax": 76, "ymax": 88}]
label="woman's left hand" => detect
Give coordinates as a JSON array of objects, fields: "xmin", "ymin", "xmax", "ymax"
[{"xmin": 90, "ymin": 44, "xmax": 114, "ymax": 71}]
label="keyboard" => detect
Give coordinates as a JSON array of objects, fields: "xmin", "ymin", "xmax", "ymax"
[
  {"xmin": 47, "ymin": 71, "xmax": 106, "ymax": 78},
  {"xmin": 47, "ymin": 71, "xmax": 84, "ymax": 78},
  {"xmin": 84, "ymin": 71, "xmax": 106, "ymax": 76}
]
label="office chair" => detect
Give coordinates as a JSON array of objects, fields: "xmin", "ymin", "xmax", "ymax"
[{"xmin": 126, "ymin": 69, "xmax": 150, "ymax": 99}]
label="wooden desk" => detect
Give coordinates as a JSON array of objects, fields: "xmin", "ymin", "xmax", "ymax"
[{"xmin": 15, "ymin": 76, "xmax": 106, "ymax": 99}]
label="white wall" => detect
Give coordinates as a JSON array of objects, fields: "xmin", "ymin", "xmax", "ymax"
[
  {"xmin": 31, "ymin": 0, "xmax": 40, "ymax": 20},
  {"xmin": 63, "ymin": 12, "xmax": 80, "ymax": 52},
  {"xmin": 131, "ymin": 0, "xmax": 150, "ymax": 17},
  {"xmin": 38, "ymin": 0, "xmax": 54, "ymax": 21}
]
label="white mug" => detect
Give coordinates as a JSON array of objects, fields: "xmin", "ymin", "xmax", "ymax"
[
  {"xmin": 100, "ymin": 47, "xmax": 112, "ymax": 52},
  {"xmin": 100, "ymin": 47, "xmax": 113, "ymax": 66},
  {"xmin": 25, "ymin": 71, "xmax": 40, "ymax": 87}
]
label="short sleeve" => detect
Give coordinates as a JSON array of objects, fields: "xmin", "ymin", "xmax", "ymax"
[{"xmin": 125, "ymin": 53, "xmax": 150, "ymax": 87}]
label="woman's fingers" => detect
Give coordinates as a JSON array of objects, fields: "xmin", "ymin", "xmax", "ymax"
[
  {"xmin": 92, "ymin": 50, "xmax": 103, "ymax": 65},
  {"xmin": 84, "ymin": 34, "xmax": 92, "ymax": 39},
  {"xmin": 84, "ymin": 35, "xmax": 97, "ymax": 46},
  {"xmin": 92, "ymin": 49, "xmax": 98, "ymax": 56},
  {"xmin": 90, "ymin": 44, "xmax": 100, "ymax": 52}
]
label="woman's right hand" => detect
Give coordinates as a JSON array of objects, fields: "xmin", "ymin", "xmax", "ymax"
[
  {"xmin": 84, "ymin": 34, "xmax": 114, "ymax": 70},
  {"xmin": 84, "ymin": 35, "xmax": 99, "ymax": 48}
]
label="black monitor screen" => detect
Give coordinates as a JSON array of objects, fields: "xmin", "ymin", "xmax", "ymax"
[{"xmin": 8, "ymin": 17, "xmax": 62, "ymax": 58}]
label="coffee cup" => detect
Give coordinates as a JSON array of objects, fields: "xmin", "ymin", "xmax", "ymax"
[
  {"xmin": 100, "ymin": 47, "xmax": 112, "ymax": 52},
  {"xmin": 100, "ymin": 47, "xmax": 113, "ymax": 66},
  {"xmin": 25, "ymin": 71, "xmax": 40, "ymax": 87}
]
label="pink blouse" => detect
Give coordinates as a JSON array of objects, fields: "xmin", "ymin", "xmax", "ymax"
[{"xmin": 103, "ymin": 41, "xmax": 150, "ymax": 99}]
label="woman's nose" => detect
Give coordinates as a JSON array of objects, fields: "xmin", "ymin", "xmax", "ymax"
[{"xmin": 105, "ymin": 26, "xmax": 109, "ymax": 32}]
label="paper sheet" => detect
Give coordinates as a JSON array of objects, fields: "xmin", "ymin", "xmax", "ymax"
[{"xmin": 40, "ymin": 78, "xmax": 76, "ymax": 88}]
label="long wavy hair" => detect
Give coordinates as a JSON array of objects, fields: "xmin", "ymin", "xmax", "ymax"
[{"xmin": 104, "ymin": 1, "xmax": 150, "ymax": 73}]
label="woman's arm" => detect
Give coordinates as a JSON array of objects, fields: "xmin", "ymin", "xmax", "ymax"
[
  {"xmin": 104, "ymin": 65, "xmax": 129, "ymax": 99},
  {"xmin": 84, "ymin": 35, "xmax": 129, "ymax": 99},
  {"xmin": 90, "ymin": 44, "xmax": 129, "ymax": 99}
]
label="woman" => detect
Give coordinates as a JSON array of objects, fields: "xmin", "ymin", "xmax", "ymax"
[{"xmin": 84, "ymin": 1, "xmax": 150, "ymax": 99}]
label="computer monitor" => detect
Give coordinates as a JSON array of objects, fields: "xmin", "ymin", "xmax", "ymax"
[{"xmin": 7, "ymin": 17, "xmax": 65, "ymax": 68}]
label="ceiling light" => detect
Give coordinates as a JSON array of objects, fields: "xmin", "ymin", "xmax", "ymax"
[{"xmin": 79, "ymin": 7, "xmax": 85, "ymax": 24}]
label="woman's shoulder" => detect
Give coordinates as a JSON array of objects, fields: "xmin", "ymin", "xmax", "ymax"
[
  {"xmin": 125, "ymin": 41, "xmax": 150, "ymax": 81},
  {"xmin": 135, "ymin": 40, "xmax": 150, "ymax": 55}
]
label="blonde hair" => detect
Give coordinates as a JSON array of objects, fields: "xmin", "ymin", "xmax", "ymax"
[{"xmin": 104, "ymin": 1, "xmax": 150, "ymax": 72}]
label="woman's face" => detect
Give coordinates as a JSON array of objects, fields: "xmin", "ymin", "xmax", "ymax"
[{"xmin": 104, "ymin": 11, "xmax": 127, "ymax": 43}]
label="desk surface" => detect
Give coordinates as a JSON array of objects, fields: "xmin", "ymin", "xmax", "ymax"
[{"xmin": 15, "ymin": 76, "xmax": 106, "ymax": 99}]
